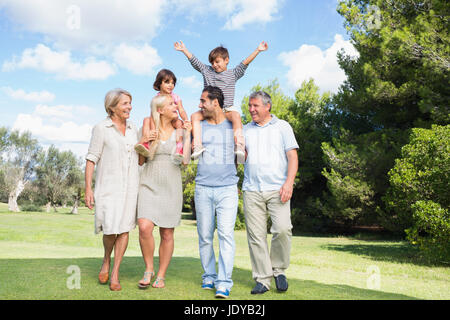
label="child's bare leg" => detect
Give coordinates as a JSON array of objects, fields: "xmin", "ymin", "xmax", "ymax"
[
  {"xmin": 225, "ymin": 111, "xmax": 243, "ymax": 141},
  {"xmin": 172, "ymin": 119, "xmax": 184, "ymax": 144},
  {"xmin": 172, "ymin": 119, "xmax": 184, "ymax": 163},
  {"xmin": 140, "ymin": 117, "xmax": 152, "ymax": 145},
  {"xmin": 225, "ymin": 111, "xmax": 245, "ymax": 163},
  {"xmin": 191, "ymin": 111, "xmax": 205, "ymax": 159},
  {"xmin": 191, "ymin": 111, "xmax": 204, "ymax": 148},
  {"xmin": 147, "ymin": 116, "xmax": 159, "ymax": 160}
]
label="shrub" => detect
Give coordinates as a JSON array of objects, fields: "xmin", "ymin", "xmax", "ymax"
[
  {"xmin": 406, "ymin": 201, "xmax": 450, "ymax": 263},
  {"xmin": 235, "ymin": 198, "xmax": 246, "ymax": 230},
  {"xmin": 20, "ymin": 203, "xmax": 43, "ymax": 212},
  {"xmin": 383, "ymin": 125, "xmax": 450, "ymax": 233}
]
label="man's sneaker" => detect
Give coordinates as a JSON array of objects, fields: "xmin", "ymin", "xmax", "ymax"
[
  {"xmin": 250, "ymin": 282, "xmax": 269, "ymax": 295},
  {"xmin": 215, "ymin": 287, "xmax": 230, "ymax": 299},
  {"xmin": 274, "ymin": 274, "xmax": 288, "ymax": 292},
  {"xmin": 191, "ymin": 145, "xmax": 206, "ymax": 159},
  {"xmin": 201, "ymin": 281, "xmax": 214, "ymax": 290}
]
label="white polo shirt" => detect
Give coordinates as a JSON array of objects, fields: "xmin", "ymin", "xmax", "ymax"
[{"xmin": 242, "ymin": 115, "xmax": 299, "ymax": 192}]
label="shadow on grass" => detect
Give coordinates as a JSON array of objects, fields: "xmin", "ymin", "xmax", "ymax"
[
  {"xmin": 322, "ymin": 243, "xmax": 442, "ymax": 267},
  {"xmin": 0, "ymin": 256, "xmax": 418, "ymax": 300}
]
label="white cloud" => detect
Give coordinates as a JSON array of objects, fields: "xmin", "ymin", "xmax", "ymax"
[
  {"xmin": 170, "ymin": 0, "xmax": 283, "ymax": 30},
  {"xmin": 56, "ymin": 142, "xmax": 90, "ymax": 159},
  {"xmin": 0, "ymin": 0, "xmax": 164, "ymax": 50},
  {"xmin": 12, "ymin": 113, "xmax": 92, "ymax": 144},
  {"xmin": 278, "ymin": 34, "xmax": 359, "ymax": 93},
  {"xmin": 0, "ymin": 0, "xmax": 283, "ymax": 81},
  {"xmin": 180, "ymin": 76, "xmax": 202, "ymax": 90},
  {"xmin": 112, "ymin": 43, "xmax": 162, "ymax": 76},
  {"xmin": 34, "ymin": 104, "xmax": 74, "ymax": 119},
  {"xmin": 10, "ymin": 102, "xmax": 98, "ymax": 157},
  {"xmin": 1, "ymin": 86, "xmax": 55, "ymax": 103},
  {"xmin": 0, "ymin": 0, "xmax": 282, "ymax": 49},
  {"xmin": 12, "ymin": 103, "xmax": 96, "ymax": 141},
  {"xmin": 2, "ymin": 44, "xmax": 116, "ymax": 80},
  {"xmin": 180, "ymin": 29, "xmax": 201, "ymax": 38},
  {"xmin": 222, "ymin": 0, "xmax": 283, "ymax": 30}
]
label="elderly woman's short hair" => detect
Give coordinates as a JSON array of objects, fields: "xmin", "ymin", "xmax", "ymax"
[
  {"xmin": 249, "ymin": 91, "xmax": 272, "ymax": 111},
  {"xmin": 104, "ymin": 88, "xmax": 132, "ymax": 116}
]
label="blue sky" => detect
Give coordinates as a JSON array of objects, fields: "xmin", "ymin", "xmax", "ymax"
[{"xmin": 0, "ymin": 0, "xmax": 357, "ymax": 157}]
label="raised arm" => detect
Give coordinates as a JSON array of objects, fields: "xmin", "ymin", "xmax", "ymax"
[
  {"xmin": 243, "ymin": 41, "xmax": 268, "ymax": 66},
  {"xmin": 175, "ymin": 40, "xmax": 208, "ymax": 74},
  {"xmin": 174, "ymin": 40, "xmax": 193, "ymax": 59}
]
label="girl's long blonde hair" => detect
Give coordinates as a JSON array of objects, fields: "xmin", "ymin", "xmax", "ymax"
[{"xmin": 148, "ymin": 94, "xmax": 170, "ymax": 160}]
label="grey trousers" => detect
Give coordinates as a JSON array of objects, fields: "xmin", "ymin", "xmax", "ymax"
[{"xmin": 243, "ymin": 190, "xmax": 293, "ymax": 289}]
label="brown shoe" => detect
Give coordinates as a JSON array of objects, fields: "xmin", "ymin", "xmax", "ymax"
[
  {"xmin": 109, "ymin": 281, "xmax": 122, "ymax": 291},
  {"xmin": 98, "ymin": 272, "xmax": 109, "ymax": 284}
]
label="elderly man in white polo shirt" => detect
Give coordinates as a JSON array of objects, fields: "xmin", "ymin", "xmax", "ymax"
[{"xmin": 243, "ymin": 91, "xmax": 299, "ymax": 295}]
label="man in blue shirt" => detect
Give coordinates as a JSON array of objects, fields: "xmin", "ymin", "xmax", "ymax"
[
  {"xmin": 194, "ymin": 86, "xmax": 238, "ymax": 299},
  {"xmin": 243, "ymin": 91, "xmax": 299, "ymax": 294}
]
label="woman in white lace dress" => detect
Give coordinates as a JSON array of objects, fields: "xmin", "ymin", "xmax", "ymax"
[{"xmin": 85, "ymin": 88, "xmax": 139, "ymax": 291}]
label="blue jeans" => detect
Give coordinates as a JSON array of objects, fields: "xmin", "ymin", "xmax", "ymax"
[{"xmin": 194, "ymin": 184, "xmax": 238, "ymax": 290}]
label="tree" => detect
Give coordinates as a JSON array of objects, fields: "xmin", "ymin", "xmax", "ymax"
[
  {"xmin": 318, "ymin": 0, "xmax": 450, "ymax": 230},
  {"xmin": 284, "ymin": 80, "xmax": 337, "ymax": 230},
  {"xmin": 337, "ymin": 0, "xmax": 450, "ymax": 128},
  {"xmin": 68, "ymin": 158, "xmax": 84, "ymax": 214},
  {"xmin": 321, "ymin": 128, "xmax": 409, "ymax": 226},
  {"xmin": 0, "ymin": 128, "xmax": 41, "ymax": 212},
  {"xmin": 181, "ymin": 162, "xmax": 197, "ymax": 218},
  {"xmin": 384, "ymin": 125, "xmax": 449, "ymax": 261},
  {"xmin": 35, "ymin": 145, "xmax": 82, "ymax": 212}
]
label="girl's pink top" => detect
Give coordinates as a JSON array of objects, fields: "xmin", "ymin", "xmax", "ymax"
[{"xmin": 157, "ymin": 92, "xmax": 180, "ymax": 105}]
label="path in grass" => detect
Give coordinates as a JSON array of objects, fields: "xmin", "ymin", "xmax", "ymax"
[{"xmin": 0, "ymin": 205, "xmax": 448, "ymax": 300}]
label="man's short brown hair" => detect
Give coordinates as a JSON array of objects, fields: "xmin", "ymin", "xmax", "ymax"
[
  {"xmin": 203, "ymin": 86, "xmax": 224, "ymax": 109},
  {"xmin": 208, "ymin": 46, "xmax": 229, "ymax": 63}
]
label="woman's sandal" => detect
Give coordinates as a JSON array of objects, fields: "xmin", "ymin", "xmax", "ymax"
[
  {"xmin": 98, "ymin": 272, "xmax": 109, "ymax": 284},
  {"xmin": 138, "ymin": 271, "xmax": 155, "ymax": 289},
  {"xmin": 98, "ymin": 262, "xmax": 110, "ymax": 284},
  {"xmin": 109, "ymin": 281, "xmax": 121, "ymax": 291},
  {"xmin": 152, "ymin": 277, "xmax": 165, "ymax": 288}
]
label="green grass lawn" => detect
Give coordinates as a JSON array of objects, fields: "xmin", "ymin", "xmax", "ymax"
[{"xmin": 0, "ymin": 202, "xmax": 448, "ymax": 300}]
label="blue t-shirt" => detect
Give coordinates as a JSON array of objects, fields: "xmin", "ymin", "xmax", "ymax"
[{"xmin": 195, "ymin": 119, "xmax": 238, "ymax": 187}]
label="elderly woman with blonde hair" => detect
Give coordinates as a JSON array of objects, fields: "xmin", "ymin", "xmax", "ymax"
[
  {"xmin": 137, "ymin": 93, "xmax": 191, "ymax": 289},
  {"xmin": 85, "ymin": 88, "xmax": 140, "ymax": 291}
]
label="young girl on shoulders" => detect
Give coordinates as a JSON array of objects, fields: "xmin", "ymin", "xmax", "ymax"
[{"xmin": 135, "ymin": 69, "xmax": 189, "ymax": 161}]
